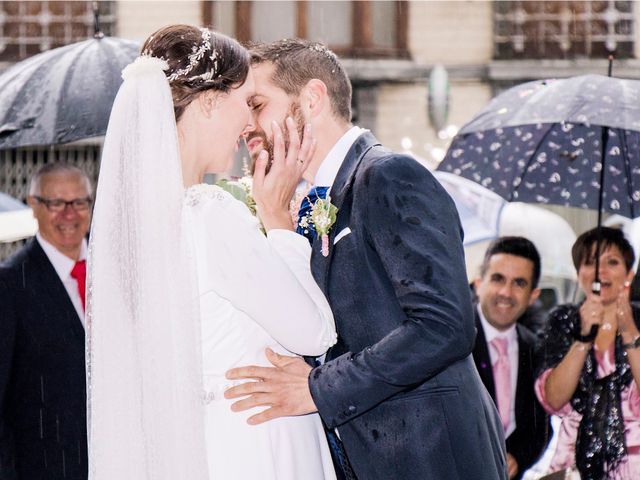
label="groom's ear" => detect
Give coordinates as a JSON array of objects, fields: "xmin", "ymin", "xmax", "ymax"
[{"xmin": 301, "ymin": 79, "xmax": 328, "ymax": 118}]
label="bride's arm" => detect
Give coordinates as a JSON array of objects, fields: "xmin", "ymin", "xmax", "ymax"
[{"xmin": 193, "ymin": 196, "xmax": 336, "ymax": 356}]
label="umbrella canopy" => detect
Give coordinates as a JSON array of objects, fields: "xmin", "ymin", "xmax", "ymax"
[
  {"xmin": 438, "ymin": 74, "xmax": 640, "ymax": 220},
  {"xmin": 0, "ymin": 191, "xmax": 28, "ymax": 211},
  {"xmin": 0, "ymin": 192, "xmax": 37, "ymax": 243},
  {"xmin": 434, "ymin": 172, "xmax": 576, "ymax": 282},
  {"xmin": 0, "ymin": 37, "xmax": 139, "ymax": 149},
  {"xmin": 434, "ymin": 171, "xmax": 505, "ymax": 246}
]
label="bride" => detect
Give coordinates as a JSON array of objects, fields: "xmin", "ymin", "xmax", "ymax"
[{"xmin": 87, "ymin": 25, "xmax": 337, "ymax": 479}]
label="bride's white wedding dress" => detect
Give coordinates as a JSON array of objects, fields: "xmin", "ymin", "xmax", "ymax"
[
  {"xmin": 184, "ymin": 183, "xmax": 337, "ymax": 480},
  {"xmin": 88, "ymin": 57, "xmax": 336, "ymax": 479}
]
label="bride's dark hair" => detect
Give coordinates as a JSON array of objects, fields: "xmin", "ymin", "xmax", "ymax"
[{"xmin": 142, "ymin": 24, "xmax": 249, "ymax": 121}]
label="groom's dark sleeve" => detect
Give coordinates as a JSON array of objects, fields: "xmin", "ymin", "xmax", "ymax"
[
  {"xmin": 0, "ymin": 273, "xmax": 18, "ymax": 479},
  {"xmin": 309, "ymin": 154, "xmax": 476, "ymax": 429}
]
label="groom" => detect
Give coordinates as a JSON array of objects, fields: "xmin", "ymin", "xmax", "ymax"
[{"xmin": 227, "ymin": 39, "xmax": 507, "ymax": 479}]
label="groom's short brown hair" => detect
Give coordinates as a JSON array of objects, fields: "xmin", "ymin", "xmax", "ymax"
[{"xmin": 249, "ymin": 39, "xmax": 352, "ymax": 123}]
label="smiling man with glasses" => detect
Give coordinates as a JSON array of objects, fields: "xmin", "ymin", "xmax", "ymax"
[
  {"xmin": 28, "ymin": 164, "xmax": 93, "ymax": 261},
  {"xmin": 32, "ymin": 196, "xmax": 93, "ymax": 213},
  {"xmin": 0, "ymin": 162, "xmax": 92, "ymax": 479}
]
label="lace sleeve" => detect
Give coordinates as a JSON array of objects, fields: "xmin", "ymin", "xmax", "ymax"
[{"xmin": 186, "ymin": 185, "xmax": 336, "ymax": 356}]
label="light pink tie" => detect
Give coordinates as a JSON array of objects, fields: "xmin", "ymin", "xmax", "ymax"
[{"xmin": 491, "ymin": 337, "xmax": 511, "ymax": 432}]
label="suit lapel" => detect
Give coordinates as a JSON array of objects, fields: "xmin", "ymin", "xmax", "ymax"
[
  {"xmin": 473, "ymin": 311, "xmax": 497, "ymax": 401},
  {"xmin": 311, "ymin": 131, "xmax": 381, "ymax": 293},
  {"xmin": 27, "ymin": 239, "xmax": 85, "ymax": 340}
]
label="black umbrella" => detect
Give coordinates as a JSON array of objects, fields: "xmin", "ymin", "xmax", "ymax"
[
  {"xmin": 0, "ymin": 36, "xmax": 139, "ymax": 149},
  {"xmin": 438, "ymin": 74, "xmax": 640, "ymax": 293}
]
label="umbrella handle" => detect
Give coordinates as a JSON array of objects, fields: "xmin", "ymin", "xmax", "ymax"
[{"xmin": 574, "ymin": 282, "xmax": 602, "ymax": 344}]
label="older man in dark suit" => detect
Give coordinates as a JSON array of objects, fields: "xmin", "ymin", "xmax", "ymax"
[
  {"xmin": 472, "ymin": 237, "xmax": 549, "ymax": 479},
  {"xmin": 226, "ymin": 39, "xmax": 507, "ymax": 479},
  {"xmin": 0, "ymin": 163, "xmax": 92, "ymax": 479}
]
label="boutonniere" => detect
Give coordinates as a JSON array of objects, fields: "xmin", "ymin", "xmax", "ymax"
[{"xmin": 301, "ymin": 195, "xmax": 338, "ymax": 257}]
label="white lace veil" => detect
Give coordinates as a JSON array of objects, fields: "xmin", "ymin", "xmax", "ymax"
[{"xmin": 86, "ymin": 57, "xmax": 209, "ymax": 479}]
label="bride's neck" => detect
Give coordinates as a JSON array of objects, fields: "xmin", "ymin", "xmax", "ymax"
[
  {"xmin": 181, "ymin": 158, "xmax": 202, "ymax": 188},
  {"xmin": 179, "ymin": 136, "xmax": 204, "ymax": 188}
]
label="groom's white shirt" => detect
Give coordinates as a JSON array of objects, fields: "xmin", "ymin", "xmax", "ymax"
[
  {"xmin": 313, "ymin": 126, "xmax": 367, "ymax": 188},
  {"xmin": 314, "ymin": 126, "xmax": 366, "ymax": 248}
]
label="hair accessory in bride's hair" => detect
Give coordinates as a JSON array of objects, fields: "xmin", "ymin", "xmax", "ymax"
[
  {"xmin": 121, "ymin": 56, "xmax": 169, "ymax": 81},
  {"xmin": 167, "ymin": 27, "xmax": 220, "ymax": 84}
]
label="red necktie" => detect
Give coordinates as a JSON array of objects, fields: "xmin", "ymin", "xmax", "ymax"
[
  {"xmin": 70, "ymin": 260, "xmax": 87, "ymax": 312},
  {"xmin": 491, "ymin": 337, "xmax": 511, "ymax": 433}
]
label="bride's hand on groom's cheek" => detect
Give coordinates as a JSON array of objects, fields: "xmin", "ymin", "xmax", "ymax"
[
  {"xmin": 224, "ymin": 347, "xmax": 317, "ymax": 425},
  {"xmin": 252, "ymin": 119, "xmax": 316, "ymax": 231}
]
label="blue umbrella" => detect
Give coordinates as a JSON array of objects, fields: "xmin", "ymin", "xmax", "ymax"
[
  {"xmin": 438, "ymin": 74, "xmax": 640, "ymax": 291},
  {"xmin": 439, "ymin": 74, "xmax": 640, "ymax": 218}
]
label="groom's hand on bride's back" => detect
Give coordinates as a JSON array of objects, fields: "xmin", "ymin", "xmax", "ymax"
[{"xmin": 225, "ymin": 348, "xmax": 317, "ymax": 424}]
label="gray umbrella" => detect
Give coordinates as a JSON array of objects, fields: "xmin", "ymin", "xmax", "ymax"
[{"xmin": 0, "ymin": 36, "xmax": 139, "ymax": 149}]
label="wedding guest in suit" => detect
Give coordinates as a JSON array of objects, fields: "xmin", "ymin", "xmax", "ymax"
[
  {"xmin": 472, "ymin": 237, "xmax": 549, "ymax": 479},
  {"xmin": 226, "ymin": 39, "xmax": 507, "ymax": 479},
  {"xmin": 0, "ymin": 163, "xmax": 91, "ymax": 479}
]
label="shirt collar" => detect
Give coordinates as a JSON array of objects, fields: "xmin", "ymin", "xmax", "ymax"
[
  {"xmin": 313, "ymin": 126, "xmax": 368, "ymax": 187},
  {"xmin": 36, "ymin": 233, "xmax": 87, "ymax": 280},
  {"xmin": 477, "ymin": 303, "xmax": 517, "ymax": 344}
]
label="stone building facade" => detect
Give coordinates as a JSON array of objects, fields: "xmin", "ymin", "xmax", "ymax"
[{"xmin": 1, "ymin": 0, "xmax": 639, "ymax": 258}]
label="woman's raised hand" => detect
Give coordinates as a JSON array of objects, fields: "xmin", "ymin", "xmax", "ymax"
[
  {"xmin": 579, "ymin": 294, "xmax": 604, "ymax": 336},
  {"xmin": 252, "ymin": 117, "xmax": 316, "ymax": 231},
  {"xmin": 617, "ymin": 282, "xmax": 638, "ymax": 339}
]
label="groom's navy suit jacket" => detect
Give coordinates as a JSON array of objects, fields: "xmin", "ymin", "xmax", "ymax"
[
  {"xmin": 309, "ymin": 132, "xmax": 507, "ymax": 479},
  {"xmin": 0, "ymin": 238, "xmax": 88, "ymax": 480}
]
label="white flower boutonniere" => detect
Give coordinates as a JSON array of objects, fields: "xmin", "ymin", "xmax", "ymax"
[{"xmin": 306, "ymin": 195, "xmax": 338, "ymax": 257}]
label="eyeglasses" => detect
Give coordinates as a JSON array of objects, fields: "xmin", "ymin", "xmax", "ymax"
[{"xmin": 33, "ymin": 196, "xmax": 93, "ymax": 212}]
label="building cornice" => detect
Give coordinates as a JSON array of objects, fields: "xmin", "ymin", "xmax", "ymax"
[
  {"xmin": 341, "ymin": 58, "xmax": 488, "ymax": 83},
  {"xmin": 489, "ymin": 59, "xmax": 640, "ymax": 81}
]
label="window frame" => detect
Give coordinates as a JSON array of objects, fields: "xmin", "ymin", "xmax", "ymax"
[
  {"xmin": 492, "ymin": 0, "xmax": 635, "ymax": 60},
  {"xmin": 202, "ymin": 0, "xmax": 409, "ymax": 59}
]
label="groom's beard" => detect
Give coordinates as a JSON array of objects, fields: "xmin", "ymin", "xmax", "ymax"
[{"xmin": 246, "ymin": 102, "xmax": 305, "ymax": 174}]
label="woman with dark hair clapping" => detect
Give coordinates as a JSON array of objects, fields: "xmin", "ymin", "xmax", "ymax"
[{"xmin": 536, "ymin": 227, "xmax": 640, "ymax": 479}]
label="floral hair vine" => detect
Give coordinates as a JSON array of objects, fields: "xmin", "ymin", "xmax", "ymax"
[{"xmin": 167, "ymin": 28, "xmax": 220, "ymax": 83}]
